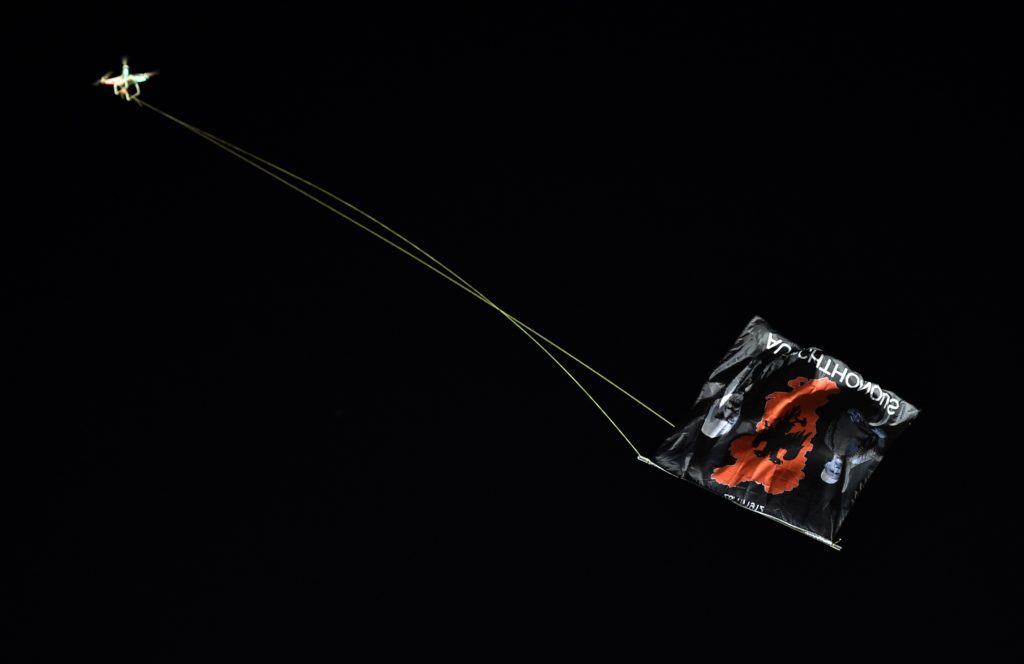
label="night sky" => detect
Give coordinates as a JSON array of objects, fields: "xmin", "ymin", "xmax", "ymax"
[{"xmin": 9, "ymin": 6, "xmax": 1018, "ymax": 658}]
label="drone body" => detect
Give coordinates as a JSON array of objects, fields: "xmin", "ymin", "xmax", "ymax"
[{"xmin": 95, "ymin": 57, "xmax": 157, "ymax": 101}]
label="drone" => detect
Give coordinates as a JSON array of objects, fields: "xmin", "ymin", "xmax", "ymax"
[{"xmin": 94, "ymin": 57, "xmax": 157, "ymax": 101}]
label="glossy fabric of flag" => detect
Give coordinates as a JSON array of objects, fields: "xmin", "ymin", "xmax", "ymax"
[{"xmin": 654, "ymin": 317, "xmax": 919, "ymax": 547}]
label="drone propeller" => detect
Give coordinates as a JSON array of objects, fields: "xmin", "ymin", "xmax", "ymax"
[{"xmin": 93, "ymin": 72, "xmax": 114, "ymax": 85}]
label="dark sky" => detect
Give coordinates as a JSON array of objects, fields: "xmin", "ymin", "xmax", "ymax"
[{"xmin": 8, "ymin": 5, "xmax": 1018, "ymax": 659}]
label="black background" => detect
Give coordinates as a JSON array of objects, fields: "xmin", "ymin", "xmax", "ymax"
[{"xmin": 7, "ymin": 5, "xmax": 1018, "ymax": 658}]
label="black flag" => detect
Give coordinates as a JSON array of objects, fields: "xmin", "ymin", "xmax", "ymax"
[{"xmin": 654, "ymin": 316, "xmax": 919, "ymax": 548}]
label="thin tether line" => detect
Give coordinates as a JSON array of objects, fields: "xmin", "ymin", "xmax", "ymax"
[
  {"xmin": 145, "ymin": 103, "xmax": 673, "ymax": 429},
  {"xmin": 197, "ymin": 131, "xmax": 676, "ymax": 428},
  {"xmin": 136, "ymin": 99, "xmax": 672, "ymax": 457}
]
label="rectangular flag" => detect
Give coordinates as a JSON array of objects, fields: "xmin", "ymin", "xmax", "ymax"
[{"xmin": 653, "ymin": 316, "xmax": 919, "ymax": 548}]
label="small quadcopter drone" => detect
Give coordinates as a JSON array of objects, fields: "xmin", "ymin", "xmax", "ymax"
[{"xmin": 94, "ymin": 57, "xmax": 158, "ymax": 101}]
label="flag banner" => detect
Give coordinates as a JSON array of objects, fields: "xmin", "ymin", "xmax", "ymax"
[{"xmin": 654, "ymin": 316, "xmax": 919, "ymax": 547}]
